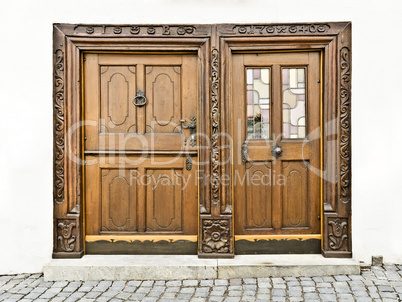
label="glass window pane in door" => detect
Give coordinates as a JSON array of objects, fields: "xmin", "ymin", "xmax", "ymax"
[
  {"xmin": 282, "ymin": 68, "xmax": 306, "ymax": 139},
  {"xmin": 246, "ymin": 68, "xmax": 270, "ymax": 139}
]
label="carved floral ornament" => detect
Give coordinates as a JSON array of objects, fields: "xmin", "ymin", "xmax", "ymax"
[
  {"xmin": 57, "ymin": 220, "xmax": 76, "ymax": 252},
  {"xmin": 328, "ymin": 218, "xmax": 348, "ymax": 250},
  {"xmin": 202, "ymin": 220, "xmax": 230, "ymax": 253}
]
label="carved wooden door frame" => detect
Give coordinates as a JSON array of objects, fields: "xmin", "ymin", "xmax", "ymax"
[{"xmin": 53, "ymin": 22, "xmax": 351, "ymax": 259}]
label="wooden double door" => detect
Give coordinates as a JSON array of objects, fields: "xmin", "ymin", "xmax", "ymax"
[
  {"xmin": 84, "ymin": 53, "xmax": 199, "ymax": 254},
  {"xmin": 232, "ymin": 52, "xmax": 321, "ymax": 253},
  {"xmin": 83, "ymin": 51, "xmax": 321, "ymax": 254}
]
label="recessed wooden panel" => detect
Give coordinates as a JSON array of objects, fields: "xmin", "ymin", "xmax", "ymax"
[
  {"xmin": 101, "ymin": 168, "xmax": 137, "ymax": 233},
  {"xmin": 282, "ymin": 161, "xmax": 308, "ymax": 228},
  {"xmin": 145, "ymin": 66, "xmax": 182, "ymax": 133},
  {"xmin": 146, "ymin": 169, "xmax": 183, "ymax": 233},
  {"xmin": 245, "ymin": 162, "xmax": 272, "ymax": 230},
  {"xmin": 100, "ymin": 66, "xmax": 137, "ymax": 133}
]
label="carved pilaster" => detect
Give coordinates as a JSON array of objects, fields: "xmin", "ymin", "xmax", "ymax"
[{"xmin": 53, "ymin": 26, "xmax": 83, "ymax": 258}]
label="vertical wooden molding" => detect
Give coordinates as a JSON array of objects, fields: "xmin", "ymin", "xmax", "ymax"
[
  {"xmin": 199, "ymin": 46, "xmax": 234, "ymax": 258},
  {"xmin": 53, "ymin": 25, "xmax": 83, "ymax": 258},
  {"xmin": 210, "ymin": 48, "xmax": 220, "ymax": 209},
  {"xmin": 322, "ymin": 23, "xmax": 352, "ymax": 257},
  {"xmin": 53, "ymin": 35, "xmax": 65, "ymax": 206}
]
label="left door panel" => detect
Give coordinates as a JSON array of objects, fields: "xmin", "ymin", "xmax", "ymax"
[{"xmin": 83, "ymin": 53, "xmax": 199, "ymax": 254}]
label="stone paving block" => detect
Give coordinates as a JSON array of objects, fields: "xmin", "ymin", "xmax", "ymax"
[
  {"xmin": 318, "ymin": 287, "xmax": 335, "ymax": 294},
  {"xmin": 271, "ymin": 288, "xmax": 285, "ymax": 296},
  {"xmin": 166, "ymin": 286, "xmax": 180, "ymax": 293},
  {"xmin": 229, "ymin": 279, "xmax": 242, "ymax": 286},
  {"xmin": 85, "ymin": 291, "xmax": 102, "ymax": 298},
  {"xmin": 191, "ymin": 298, "xmax": 207, "ymax": 302},
  {"xmin": 209, "ymin": 296, "xmax": 224, "ymax": 302},
  {"xmin": 142, "ymin": 281, "xmax": 155, "ymax": 287},
  {"xmin": 224, "ymin": 297, "xmax": 241, "ymax": 302},
  {"xmin": 184, "ymin": 280, "xmax": 199, "ymax": 287},
  {"xmin": 258, "ymin": 282, "xmax": 271, "ymax": 288},
  {"xmin": 319, "ymin": 293, "xmax": 337, "ymax": 301},
  {"xmin": 200, "ymin": 280, "xmax": 214, "ymax": 287},
  {"xmin": 243, "ymin": 278, "xmax": 257, "ymax": 284},
  {"xmin": 243, "ymin": 284, "xmax": 257, "ymax": 291}
]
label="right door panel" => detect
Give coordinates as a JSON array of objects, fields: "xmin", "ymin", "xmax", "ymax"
[{"xmin": 233, "ymin": 52, "xmax": 321, "ymax": 239}]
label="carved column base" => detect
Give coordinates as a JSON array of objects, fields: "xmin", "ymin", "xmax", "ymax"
[
  {"xmin": 322, "ymin": 215, "xmax": 352, "ymax": 258},
  {"xmin": 53, "ymin": 218, "xmax": 84, "ymax": 259},
  {"xmin": 198, "ymin": 216, "xmax": 234, "ymax": 258}
]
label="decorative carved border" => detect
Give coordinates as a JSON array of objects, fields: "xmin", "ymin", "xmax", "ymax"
[
  {"xmin": 339, "ymin": 47, "xmax": 351, "ymax": 205},
  {"xmin": 53, "ymin": 48, "xmax": 65, "ymax": 205},
  {"xmin": 210, "ymin": 48, "xmax": 220, "ymax": 206}
]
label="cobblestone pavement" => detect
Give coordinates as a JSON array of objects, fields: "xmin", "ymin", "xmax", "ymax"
[{"xmin": 0, "ymin": 265, "xmax": 401, "ymax": 301}]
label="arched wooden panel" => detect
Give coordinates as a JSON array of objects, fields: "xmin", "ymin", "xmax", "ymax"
[
  {"xmin": 100, "ymin": 66, "xmax": 137, "ymax": 133},
  {"xmin": 101, "ymin": 169, "xmax": 137, "ymax": 233},
  {"xmin": 245, "ymin": 162, "xmax": 272, "ymax": 230},
  {"xmin": 146, "ymin": 169, "xmax": 183, "ymax": 233},
  {"xmin": 282, "ymin": 161, "xmax": 308, "ymax": 228},
  {"xmin": 145, "ymin": 66, "xmax": 181, "ymax": 133}
]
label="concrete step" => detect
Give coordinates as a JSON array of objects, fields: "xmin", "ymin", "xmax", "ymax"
[{"xmin": 44, "ymin": 254, "xmax": 360, "ymax": 281}]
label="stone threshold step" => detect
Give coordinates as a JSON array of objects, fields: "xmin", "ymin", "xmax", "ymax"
[{"xmin": 44, "ymin": 254, "xmax": 360, "ymax": 281}]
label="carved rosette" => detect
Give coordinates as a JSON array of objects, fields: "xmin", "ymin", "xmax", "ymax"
[
  {"xmin": 54, "ymin": 48, "xmax": 65, "ymax": 205},
  {"xmin": 57, "ymin": 220, "xmax": 77, "ymax": 252},
  {"xmin": 340, "ymin": 47, "xmax": 351, "ymax": 204},
  {"xmin": 202, "ymin": 219, "xmax": 230, "ymax": 253},
  {"xmin": 328, "ymin": 218, "xmax": 348, "ymax": 250},
  {"xmin": 211, "ymin": 49, "xmax": 220, "ymax": 206}
]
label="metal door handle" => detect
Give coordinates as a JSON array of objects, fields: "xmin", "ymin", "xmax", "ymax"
[
  {"xmin": 271, "ymin": 144, "xmax": 282, "ymax": 159},
  {"xmin": 180, "ymin": 116, "xmax": 197, "ymax": 147},
  {"xmin": 133, "ymin": 90, "xmax": 147, "ymax": 107}
]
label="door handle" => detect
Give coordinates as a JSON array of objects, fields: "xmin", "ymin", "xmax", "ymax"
[
  {"xmin": 180, "ymin": 116, "xmax": 197, "ymax": 147},
  {"xmin": 133, "ymin": 90, "xmax": 147, "ymax": 107},
  {"xmin": 271, "ymin": 144, "xmax": 283, "ymax": 159}
]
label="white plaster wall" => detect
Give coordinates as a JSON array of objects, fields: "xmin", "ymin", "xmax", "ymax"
[{"xmin": 0, "ymin": 0, "xmax": 401, "ymax": 274}]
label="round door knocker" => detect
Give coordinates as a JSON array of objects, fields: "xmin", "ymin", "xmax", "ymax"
[{"xmin": 133, "ymin": 90, "xmax": 147, "ymax": 107}]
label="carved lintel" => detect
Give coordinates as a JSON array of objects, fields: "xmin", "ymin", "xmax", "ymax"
[
  {"xmin": 57, "ymin": 220, "xmax": 77, "ymax": 252},
  {"xmin": 328, "ymin": 218, "xmax": 348, "ymax": 251},
  {"xmin": 233, "ymin": 23, "xmax": 330, "ymax": 35},
  {"xmin": 211, "ymin": 49, "xmax": 220, "ymax": 207},
  {"xmin": 54, "ymin": 47, "xmax": 65, "ymax": 205},
  {"xmin": 73, "ymin": 25, "xmax": 196, "ymax": 36},
  {"xmin": 339, "ymin": 47, "xmax": 351, "ymax": 205},
  {"xmin": 201, "ymin": 219, "xmax": 232, "ymax": 255}
]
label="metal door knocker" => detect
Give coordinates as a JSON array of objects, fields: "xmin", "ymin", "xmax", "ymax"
[{"xmin": 133, "ymin": 90, "xmax": 147, "ymax": 107}]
